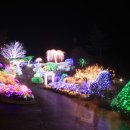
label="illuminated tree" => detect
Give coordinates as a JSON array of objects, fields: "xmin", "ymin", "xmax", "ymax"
[
  {"xmin": 1, "ymin": 41, "xmax": 26, "ymax": 59},
  {"xmin": 78, "ymin": 58, "xmax": 87, "ymax": 67},
  {"xmin": 46, "ymin": 49, "xmax": 64, "ymax": 63},
  {"xmin": 111, "ymin": 81, "xmax": 130, "ymax": 114}
]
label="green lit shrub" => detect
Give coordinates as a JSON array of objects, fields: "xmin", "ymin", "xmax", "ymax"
[{"xmin": 31, "ymin": 77, "xmax": 43, "ymax": 83}]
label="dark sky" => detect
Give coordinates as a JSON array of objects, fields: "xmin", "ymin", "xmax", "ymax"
[{"xmin": 0, "ymin": 2, "xmax": 129, "ymax": 61}]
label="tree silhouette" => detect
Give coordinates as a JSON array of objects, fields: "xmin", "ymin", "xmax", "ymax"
[{"xmin": 86, "ymin": 24, "xmax": 111, "ymax": 59}]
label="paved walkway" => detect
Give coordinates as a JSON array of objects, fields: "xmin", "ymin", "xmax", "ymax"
[{"xmin": 0, "ymin": 83, "xmax": 130, "ymax": 130}]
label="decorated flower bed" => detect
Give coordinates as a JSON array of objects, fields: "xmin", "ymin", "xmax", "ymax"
[
  {"xmin": 0, "ymin": 71, "xmax": 34, "ymax": 104},
  {"xmin": 46, "ymin": 69, "xmax": 112, "ymax": 98}
]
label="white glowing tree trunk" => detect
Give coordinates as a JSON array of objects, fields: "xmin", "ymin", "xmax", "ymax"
[
  {"xmin": 11, "ymin": 60, "xmax": 23, "ymax": 76},
  {"xmin": 16, "ymin": 62, "xmax": 22, "ymax": 75}
]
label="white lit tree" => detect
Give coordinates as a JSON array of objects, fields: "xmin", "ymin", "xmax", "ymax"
[{"xmin": 1, "ymin": 41, "xmax": 26, "ymax": 59}]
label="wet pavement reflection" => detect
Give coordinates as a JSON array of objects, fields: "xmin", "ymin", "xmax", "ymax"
[{"xmin": 0, "ymin": 84, "xmax": 130, "ymax": 130}]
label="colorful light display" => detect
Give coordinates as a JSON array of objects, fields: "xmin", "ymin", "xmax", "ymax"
[
  {"xmin": 74, "ymin": 64, "xmax": 103, "ymax": 82},
  {"xmin": 0, "ymin": 71, "xmax": 16, "ymax": 85},
  {"xmin": 0, "ymin": 84, "xmax": 34, "ymax": 99},
  {"xmin": 47, "ymin": 69, "xmax": 112, "ymax": 97},
  {"xmin": 63, "ymin": 64, "xmax": 103, "ymax": 84},
  {"xmin": 0, "ymin": 71, "xmax": 34, "ymax": 100},
  {"xmin": 48, "ymin": 81, "xmax": 92, "ymax": 96},
  {"xmin": 0, "ymin": 44, "xmax": 115, "ymax": 105},
  {"xmin": 48, "ymin": 82, "xmax": 80, "ymax": 95},
  {"xmin": 110, "ymin": 81, "xmax": 130, "ymax": 114}
]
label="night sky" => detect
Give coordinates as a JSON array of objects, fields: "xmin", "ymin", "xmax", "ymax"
[{"xmin": 0, "ymin": 2, "xmax": 129, "ymax": 72}]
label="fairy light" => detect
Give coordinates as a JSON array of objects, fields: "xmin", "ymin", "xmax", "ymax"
[{"xmin": 119, "ymin": 78, "xmax": 123, "ymax": 82}]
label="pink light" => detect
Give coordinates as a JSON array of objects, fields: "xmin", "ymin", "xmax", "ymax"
[
  {"xmin": 119, "ymin": 78, "xmax": 123, "ymax": 82},
  {"xmin": 20, "ymin": 85, "xmax": 28, "ymax": 92},
  {"xmin": 35, "ymin": 57, "xmax": 42, "ymax": 62},
  {"xmin": 46, "ymin": 49, "xmax": 64, "ymax": 63}
]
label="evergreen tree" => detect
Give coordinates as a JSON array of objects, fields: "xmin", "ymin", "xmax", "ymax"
[{"xmin": 111, "ymin": 81, "xmax": 130, "ymax": 114}]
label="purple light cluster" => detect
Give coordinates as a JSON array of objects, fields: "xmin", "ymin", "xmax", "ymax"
[
  {"xmin": 48, "ymin": 81, "xmax": 91, "ymax": 95},
  {"xmin": 0, "ymin": 84, "xmax": 34, "ymax": 99},
  {"xmin": 0, "ymin": 63, "xmax": 4, "ymax": 68}
]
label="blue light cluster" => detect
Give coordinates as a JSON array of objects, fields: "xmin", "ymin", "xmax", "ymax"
[
  {"xmin": 65, "ymin": 58, "xmax": 74, "ymax": 66},
  {"xmin": 90, "ymin": 70, "xmax": 112, "ymax": 97}
]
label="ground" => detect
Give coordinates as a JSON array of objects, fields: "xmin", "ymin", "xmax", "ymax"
[{"xmin": 0, "ymin": 71, "xmax": 130, "ymax": 130}]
